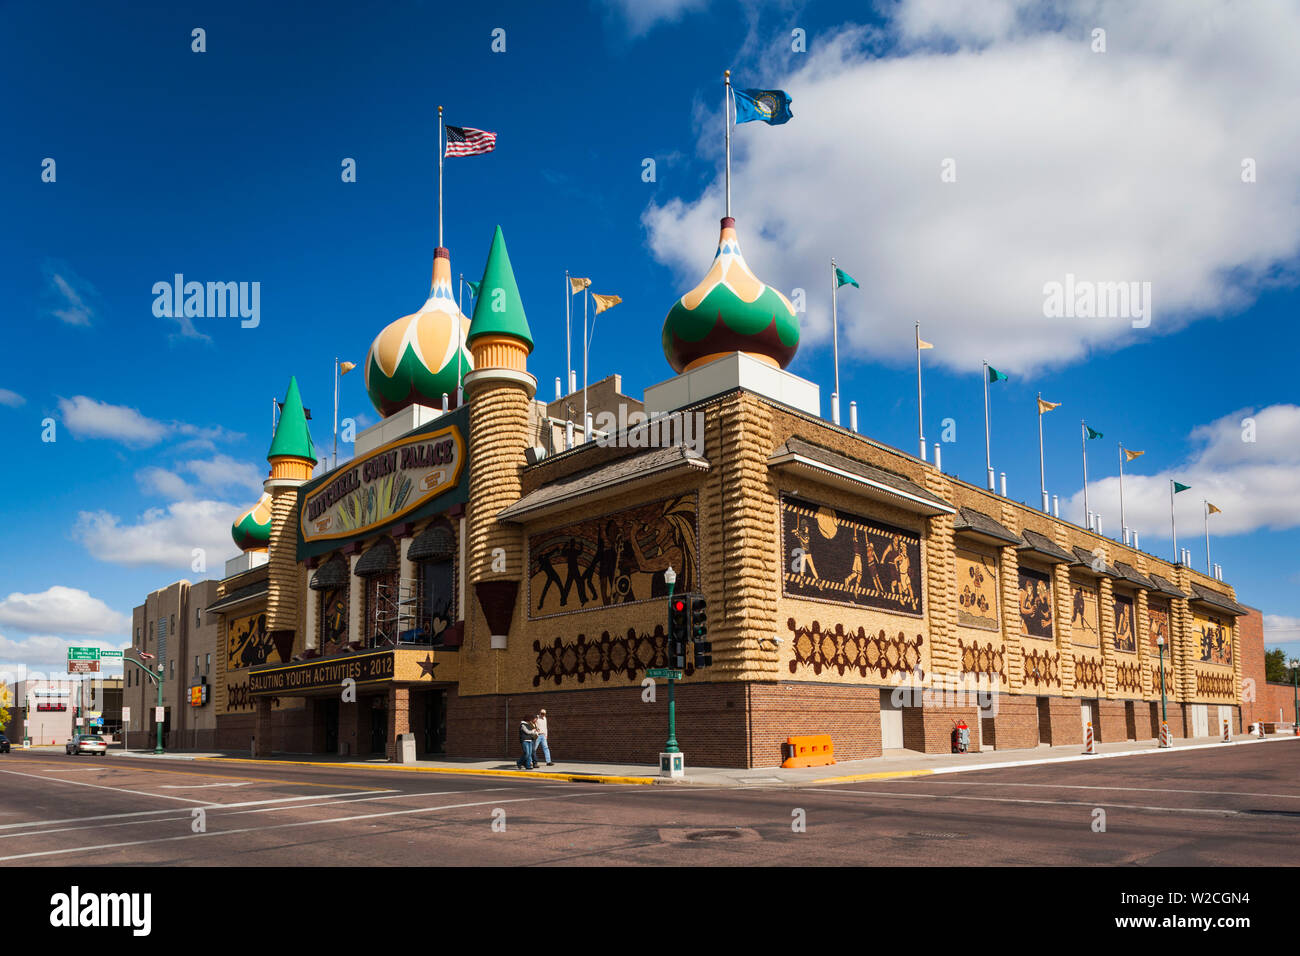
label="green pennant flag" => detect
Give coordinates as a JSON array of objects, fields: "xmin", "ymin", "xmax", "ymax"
[
  {"xmin": 1173, "ymin": 481, "xmax": 1192, "ymax": 493},
  {"xmin": 987, "ymin": 365, "xmax": 1008, "ymax": 384},
  {"xmin": 1085, "ymin": 425, "xmax": 1103, "ymax": 440},
  {"xmin": 465, "ymin": 279, "xmax": 481, "ymax": 296},
  {"xmin": 834, "ymin": 267, "xmax": 859, "ymax": 289}
]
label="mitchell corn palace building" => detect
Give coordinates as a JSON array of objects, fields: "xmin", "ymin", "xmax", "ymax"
[{"xmin": 206, "ymin": 217, "xmax": 1252, "ymax": 767}]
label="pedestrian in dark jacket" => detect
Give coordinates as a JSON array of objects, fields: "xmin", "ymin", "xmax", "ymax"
[{"xmin": 516, "ymin": 718, "xmax": 539, "ymax": 769}]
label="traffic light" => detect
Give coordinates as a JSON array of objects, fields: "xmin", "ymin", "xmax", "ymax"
[
  {"xmin": 689, "ymin": 593, "xmax": 711, "ymax": 668},
  {"xmin": 668, "ymin": 595, "xmax": 689, "ymax": 670}
]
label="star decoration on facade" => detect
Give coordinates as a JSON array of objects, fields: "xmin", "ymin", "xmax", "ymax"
[{"xmin": 418, "ymin": 655, "xmax": 439, "ymax": 678}]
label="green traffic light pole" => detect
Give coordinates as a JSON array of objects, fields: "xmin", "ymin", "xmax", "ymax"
[
  {"xmin": 1291, "ymin": 658, "xmax": 1298, "ymax": 735},
  {"xmin": 124, "ymin": 656, "xmax": 165, "ymax": 755},
  {"xmin": 663, "ymin": 566, "xmax": 679, "ymax": 754}
]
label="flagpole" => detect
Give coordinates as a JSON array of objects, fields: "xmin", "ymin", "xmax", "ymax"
[
  {"xmin": 1204, "ymin": 500, "xmax": 1211, "ymax": 574},
  {"xmin": 1081, "ymin": 421, "xmax": 1090, "ymax": 526},
  {"xmin": 455, "ymin": 275, "xmax": 464, "ymax": 402},
  {"xmin": 437, "ymin": 106, "xmax": 444, "ymax": 249},
  {"xmin": 582, "ymin": 287, "xmax": 589, "ymax": 439},
  {"xmin": 1170, "ymin": 479, "xmax": 1178, "ymax": 562},
  {"xmin": 565, "ymin": 271, "xmax": 572, "ymax": 396},
  {"xmin": 830, "ymin": 258, "xmax": 840, "ymax": 423},
  {"xmin": 724, "ymin": 70, "xmax": 732, "ymax": 219},
  {"xmin": 983, "ymin": 362, "xmax": 993, "ymax": 490},
  {"xmin": 916, "ymin": 323, "xmax": 926, "ymax": 461},
  {"xmin": 1118, "ymin": 444, "xmax": 1127, "ymax": 540},
  {"xmin": 1037, "ymin": 393, "xmax": 1047, "ymax": 511},
  {"xmin": 332, "ymin": 357, "xmax": 340, "ymax": 470}
]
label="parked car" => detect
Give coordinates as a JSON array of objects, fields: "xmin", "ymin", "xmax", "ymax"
[
  {"xmin": 66, "ymin": 734, "xmax": 108, "ymax": 756},
  {"xmin": 0, "ymin": 734, "xmax": 10, "ymax": 753}
]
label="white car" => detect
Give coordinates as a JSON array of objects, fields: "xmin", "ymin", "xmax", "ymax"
[{"xmin": 66, "ymin": 734, "xmax": 108, "ymax": 756}]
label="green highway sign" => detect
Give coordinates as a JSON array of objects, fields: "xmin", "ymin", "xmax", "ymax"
[
  {"xmin": 67, "ymin": 647, "xmax": 100, "ymax": 661},
  {"xmin": 646, "ymin": 668, "xmax": 683, "ymax": 680},
  {"xmin": 99, "ymin": 650, "xmax": 123, "ymax": 660}
]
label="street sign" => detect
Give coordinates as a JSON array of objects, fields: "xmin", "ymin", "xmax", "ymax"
[
  {"xmin": 67, "ymin": 647, "xmax": 100, "ymax": 661},
  {"xmin": 121, "ymin": 706, "xmax": 131, "ymax": 724},
  {"xmin": 646, "ymin": 668, "xmax": 683, "ymax": 680},
  {"xmin": 154, "ymin": 706, "xmax": 165, "ymax": 722},
  {"xmin": 67, "ymin": 660, "xmax": 100, "ymax": 674},
  {"xmin": 99, "ymin": 650, "xmax": 123, "ymax": 660}
]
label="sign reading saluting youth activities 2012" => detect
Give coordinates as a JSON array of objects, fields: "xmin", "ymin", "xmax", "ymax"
[{"xmin": 299, "ymin": 422, "xmax": 465, "ymax": 547}]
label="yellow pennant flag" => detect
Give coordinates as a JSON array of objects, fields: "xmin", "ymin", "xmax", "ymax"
[
  {"xmin": 1036, "ymin": 398, "xmax": 1061, "ymax": 414},
  {"xmin": 917, "ymin": 337, "xmax": 934, "ymax": 350},
  {"xmin": 591, "ymin": 293, "xmax": 622, "ymax": 314},
  {"xmin": 339, "ymin": 361, "xmax": 356, "ymax": 375},
  {"xmin": 1125, "ymin": 448, "xmax": 1145, "ymax": 462},
  {"xmin": 569, "ymin": 276, "xmax": 591, "ymax": 294},
  {"xmin": 1207, "ymin": 502, "xmax": 1222, "ymax": 515}
]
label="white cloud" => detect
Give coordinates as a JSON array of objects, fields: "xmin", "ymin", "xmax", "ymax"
[
  {"xmin": 42, "ymin": 260, "xmax": 99, "ymax": 326},
  {"xmin": 58, "ymin": 396, "xmax": 169, "ymax": 446},
  {"xmin": 1062, "ymin": 404, "xmax": 1300, "ymax": 539},
  {"xmin": 1263, "ymin": 614, "xmax": 1300, "ymax": 657},
  {"xmin": 0, "ymin": 633, "xmax": 129, "ymax": 677},
  {"xmin": 599, "ymin": 0, "xmax": 709, "ymax": 36},
  {"xmin": 0, "ymin": 388, "xmax": 24, "ymax": 407},
  {"xmin": 73, "ymin": 500, "xmax": 242, "ymax": 569},
  {"xmin": 644, "ymin": 0, "xmax": 1300, "ymax": 374},
  {"xmin": 136, "ymin": 455, "xmax": 264, "ymax": 502},
  {"xmin": 0, "ymin": 586, "xmax": 131, "ymax": 635},
  {"xmin": 57, "ymin": 395, "xmax": 243, "ymax": 448}
]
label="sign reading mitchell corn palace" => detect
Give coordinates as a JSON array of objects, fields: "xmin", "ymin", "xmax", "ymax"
[{"xmin": 208, "ymin": 219, "xmax": 1250, "ymax": 768}]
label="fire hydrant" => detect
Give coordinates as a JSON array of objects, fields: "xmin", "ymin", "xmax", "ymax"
[{"xmin": 951, "ymin": 720, "xmax": 970, "ymax": 753}]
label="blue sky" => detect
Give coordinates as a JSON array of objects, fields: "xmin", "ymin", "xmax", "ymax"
[{"xmin": 2, "ymin": 0, "xmax": 1299, "ymax": 677}]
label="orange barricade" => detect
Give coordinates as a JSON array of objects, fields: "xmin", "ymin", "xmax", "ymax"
[{"xmin": 781, "ymin": 734, "xmax": 836, "ymax": 768}]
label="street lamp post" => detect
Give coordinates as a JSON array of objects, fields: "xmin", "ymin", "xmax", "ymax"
[
  {"xmin": 663, "ymin": 566, "xmax": 679, "ymax": 755},
  {"xmin": 1157, "ymin": 636, "xmax": 1170, "ymax": 747},
  {"xmin": 125, "ymin": 655, "xmax": 165, "ymax": 755},
  {"xmin": 1291, "ymin": 658, "xmax": 1298, "ymax": 736}
]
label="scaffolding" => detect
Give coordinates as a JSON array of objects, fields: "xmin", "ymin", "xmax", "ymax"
[{"xmin": 372, "ymin": 578, "xmax": 421, "ymax": 647}]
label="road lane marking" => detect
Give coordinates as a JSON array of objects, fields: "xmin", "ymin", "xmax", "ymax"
[
  {"xmin": 908, "ymin": 780, "xmax": 1300, "ymax": 800},
  {"xmin": 0, "ymin": 791, "xmax": 402, "ymax": 831},
  {"xmin": 0, "ymin": 789, "xmax": 514, "ymax": 841},
  {"xmin": 0, "ymin": 789, "xmax": 629, "ymax": 862},
  {"xmin": 0, "ymin": 768, "xmax": 217, "ymax": 805},
  {"xmin": 1, "ymin": 758, "xmax": 385, "ymax": 791},
  {"xmin": 799, "ymin": 786, "xmax": 1262, "ymax": 816},
  {"xmin": 158, "ymin": 783, "xmax": 254, "ymax": 790}
]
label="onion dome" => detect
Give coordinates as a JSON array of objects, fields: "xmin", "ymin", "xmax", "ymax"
[
  {"xmin": 662, "ymin": 217, "xmax": 799, "ymax": 373},
  {"xmin": 231, "ymin": 491, "xmax": 272, "ymax": 551},
  {"xmin": 365, "ymin": 247, "xmax": 474, "ymax": 416},
  {"xmin": 267, "ymin": 376, "xmax": 318, "ymax": 465},
  {"xmin": 466, "ymin": 226, "xmax": 533, "ymax": 352}
]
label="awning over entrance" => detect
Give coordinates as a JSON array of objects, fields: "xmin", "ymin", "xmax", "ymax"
[{"xmin": 247, "ymin": 647, "xmax": 459, "ymax": 697}]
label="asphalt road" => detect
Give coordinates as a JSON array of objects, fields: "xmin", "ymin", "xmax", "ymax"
[{"xmin": 1, "ymin": 742, "xmax": 1298, "ymax": 866}]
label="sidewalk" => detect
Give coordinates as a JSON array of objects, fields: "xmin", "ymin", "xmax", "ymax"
[{"xmin": 107, "ymin": 731, "xmax": 1300, "ymax": 787}]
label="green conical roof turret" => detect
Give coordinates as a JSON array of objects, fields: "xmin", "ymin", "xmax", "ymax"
[
  {"xmin": 467, "ymin": 226, "xmax": 533, "ymax": 352},
  {"xmin": 267, "ymin": 376, "xmax": 318, "ymax": 463}
]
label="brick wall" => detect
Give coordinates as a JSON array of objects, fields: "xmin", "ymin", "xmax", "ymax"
[{"xmin": 989, "ymin": 693, "xmax": 1040, "ymax": 750}]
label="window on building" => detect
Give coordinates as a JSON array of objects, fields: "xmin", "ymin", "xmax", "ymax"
[
  {"xmin": 196, "ymin": 608, "xmax": 201, "ymax": 628},
  {"xmin": 205, "ymin": 653, "xmax": 211, "ymax": 674},
  {"xmin": 169, "ymin": 659, "xmax": 174, "ymax": 679},
  {"xmin": 419, "ymin": 558, "xmax": 454, "ymax": 644},
  {"xmin": 194, "ymin": 655, "xmax": 200, "ymax": 677},
  {"xmin": 170, "ymin": 614, "xmax": 175, "ymax": 633}
]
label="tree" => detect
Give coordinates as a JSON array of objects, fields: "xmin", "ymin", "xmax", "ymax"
[
  {"xmin": 0, "ymin": 681, "xmax": 11, "ymax": 732},
  {"xmin": 1265, "ymin": 648, "xmax": 1291, "ymax": 683}
]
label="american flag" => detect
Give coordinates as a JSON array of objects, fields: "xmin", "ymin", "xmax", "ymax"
[{"xmin": 444, "ymin": 125, "xmax": 497, "ymax": 157}]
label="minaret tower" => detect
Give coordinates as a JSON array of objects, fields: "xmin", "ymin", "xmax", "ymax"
[
  {"xmin": 463, "ymin": 226, "xmax": 534, "ymax": 650},
  {"xmin": 264, "ymin": 376, "xmax": 317, "ymax": 664}
]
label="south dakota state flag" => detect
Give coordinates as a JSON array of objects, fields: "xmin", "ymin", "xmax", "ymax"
[{"xmin": 733, "ymin": 87, "xmax": 793, "ymax": 125}]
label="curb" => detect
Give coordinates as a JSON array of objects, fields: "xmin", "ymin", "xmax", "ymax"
[
  {"xmin": 178, "ymin": 754, "xmax": 657, "ymax": 786},
  {"xmin": 810, "ymin": 733, "xmax": 1298, "ymax": 785}
]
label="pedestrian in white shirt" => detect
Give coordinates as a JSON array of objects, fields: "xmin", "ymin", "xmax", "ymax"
[{"xmin": 534, "ymin": 709, "xmax": 553, "ymax": 766}]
